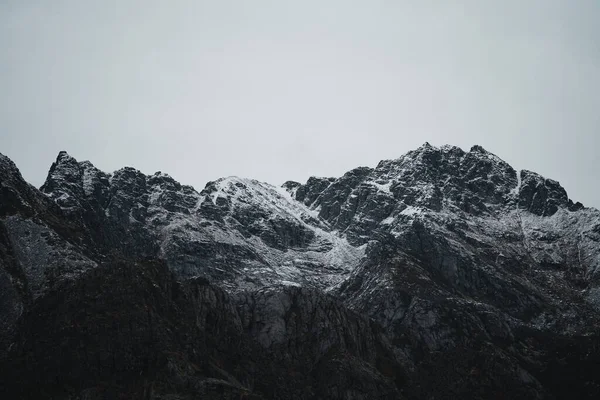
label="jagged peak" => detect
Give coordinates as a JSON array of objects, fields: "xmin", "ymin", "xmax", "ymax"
[
  {"xmin": 34, "ymin": 145, "xmax": 590, "ymax": 221},
  {"xmin": 378, "ymin": 143, "xmax": 461, "ymax": 172},
  {"xmin": 113, "ymin": 166, "xmax": 142, "ymax": 174},
  {"xmin": 520, "ymin": 170, "xmax": 569, "ymax": 195},
  {"xmin": 282, "ymin": 181, "xmax": 302, "ymax": 197},
  {"xmin": 466, "ymin": 145, "xmax": 510, "ymax": 165},
  {"xmin": 197, "ymin": 175, "xmax": 316, "ymax": 219},
  {"xmin": 469, "ymin": 144, "xmax": 487, "ymax": 153},
  {"xmin": 282, "ymin": 180, "xmax": 301, "ymax": 189},
  {"xmin": 42, "ymin": 151, "xmax": 83, "ymax": 190},
  {"xmin": 400, "ymin": 143, "xmax": 504, "ymax": 162},
  {"xmin": 407, "ymin": 142, "xmax": 438, "ymax": 157},
  {"xmin": 467, "ymin": 148, "xmax": 517, "ymax": 180},
  {"xmin": 109, "ymin": 166, "xmax": 147, "ymax": 183},
  {"xmin": 517, "ymin": 169, "xmax": 584, "ymax": 215},
  {"xmin": 213, "ymin": 176, "xmax": 258, "ymax": 188},
  {"xmin": 55, "ymin": 150, "xmax": 77, "ymax": 164},
  {"xmin": 0, "ymin": 152, "xmax": 33, "ymax": 202},
  {"xmin": 304, "ymin": 176, "xmax": 336, "ymax": 185},
  {"xmin": 439, "ymin": 144, "xmax": 462, "ymax": 151},
  {"xmin": 521, "ymin": 169, "xmax": 542, "ymax": 181},
  {"xmin": 45, "ymin": 151, "xmax": 106, "ymax": 186},
  {"xmin": 521, "ymin": 169, "xmax": 560, "ymax": 185},
  {"xmin": 47, "ymin": 153, "xmax": 104, "ymax": 179},
  {"xmin": 151, "ymin": 171, "xmax": 173, "ymax": 179},
  {"xmin": 78, "ymin": 160, "xmax": 97, "ymax": 169},
  {"xmin": 200, "ymin": 176, "xmax": 263, "ymax": 198},
  {"xmin": 341, "ymin": 166, "xmax": 373, "ymax": 178},
  {"xmin": 0, "ymin": 152, "xmax": 20, "ymax": 174},
  {"xmin": 148, "ymin": 171, "xmax": 178, "ymax": 185},
  {"xmin": 412, "ymin": 142, "xmax": 465, "ymax": 155}
]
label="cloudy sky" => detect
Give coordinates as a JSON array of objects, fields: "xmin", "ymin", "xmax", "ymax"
[{"xmin": 1, "ymin": 1, "xmax": 599, "ymax": 207}]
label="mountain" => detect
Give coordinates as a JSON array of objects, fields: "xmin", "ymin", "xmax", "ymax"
[{"xmin": 1, "ymin": 143, "xmax": 599, "ymax": 399}]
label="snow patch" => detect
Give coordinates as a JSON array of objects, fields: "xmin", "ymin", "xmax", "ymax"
[
  {"xmin": 280, "ymin": 280, "xmax": 302, "ymax": 287},
  {"xmin": 81, "ymin": 166, "xmax": 96, "ymax": 196},
  {"xmin": 510, "ymin": 170, "xmax": 522, "ymax": 197},
  {"xmin": 381, "ymin": 216, "xmax": 395, "ymax": 225},
  {"xmin": 401, "ymin": 206, "xmax": 422, "ymax": 217},
  {"xmin": 369, "ymin": 181, "xmax": 392, "ymax": 194}
]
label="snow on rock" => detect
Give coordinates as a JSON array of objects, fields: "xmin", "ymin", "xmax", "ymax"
[
  {"xmin": 153, "ymin": 175, "xmax": 366, "ymax": 291},
  {"xmin": 33, "ymin": 145, "xmax": 600, "ymax": 314},
  {"xmin": 36, "ymin": 154, "xmax": 368, "ymax": 292},
  {"xmin": 400, "ymin": 206, "xmax": 422, "ymax": 217}
]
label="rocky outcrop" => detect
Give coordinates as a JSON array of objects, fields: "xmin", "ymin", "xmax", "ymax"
[{"xmin": 519, "ymin": 169, "xmax": 584, "ymax": 216}]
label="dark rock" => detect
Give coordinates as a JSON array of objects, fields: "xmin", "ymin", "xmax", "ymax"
[
  {"xmin": 1, "ymin": 259, "xmax": 405, "ymax": 399},
  {"xmin": 519, "ymin": 170, "xmax": 570, "ymax": 216},
  {"xmin": 295, "ymin": 176, "xmax": 336, "ymax": 205}
]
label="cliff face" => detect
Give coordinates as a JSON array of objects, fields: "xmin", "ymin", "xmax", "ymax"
[{"xmin": 1, "ymin": 144, "xmax": 599, "ymax": 399}]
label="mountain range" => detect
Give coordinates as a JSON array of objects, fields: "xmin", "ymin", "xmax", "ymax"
[{"xmin": 1, "ymin": 143, "xmax": 599, "ymax": 399}]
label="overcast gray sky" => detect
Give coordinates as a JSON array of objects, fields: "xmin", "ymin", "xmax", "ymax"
[{"xmin": 1, "ymin": 1, "xmax": 599, "ymax": 207}]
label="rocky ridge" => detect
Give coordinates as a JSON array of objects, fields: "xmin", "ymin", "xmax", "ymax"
[{"xmin": 1, "ymin": 143, "xmax": 599, "ymax": 399}]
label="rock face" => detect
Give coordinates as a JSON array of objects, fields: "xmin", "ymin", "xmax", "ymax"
[{"xmin": 1, "ymin": 144, "xmax": 600, "ymax": 399}]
